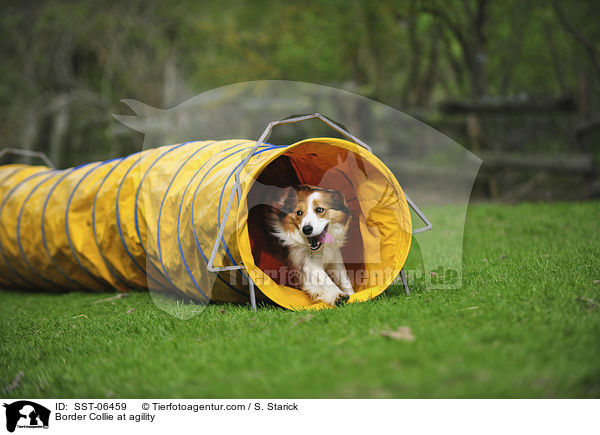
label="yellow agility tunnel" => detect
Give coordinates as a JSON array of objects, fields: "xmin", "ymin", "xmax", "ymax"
[{"xmin": 0, "ymin": 115, "xmax": 424, "ymax": 310}]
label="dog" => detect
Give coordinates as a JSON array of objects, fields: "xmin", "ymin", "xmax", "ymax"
[{"xmin": 267, "ymin": 185, "xmax": 354, "ymax": 306}]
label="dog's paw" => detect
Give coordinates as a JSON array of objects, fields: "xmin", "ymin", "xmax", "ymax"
[
  {"xmin": 342, "ymin": 287, "xmax": 355, "ymax": 296},
  {"xmin": 335, "ymin": 293, "xmax": 350, "ymax": 306}
]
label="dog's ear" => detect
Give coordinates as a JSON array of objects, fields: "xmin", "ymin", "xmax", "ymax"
[
  {"xmin": 328, "ymin": 190, "xmax": 349, "ymax": 213},
  {"xmin": 270, "ymin": 186, "xmax": 297, "ymax": 214}
]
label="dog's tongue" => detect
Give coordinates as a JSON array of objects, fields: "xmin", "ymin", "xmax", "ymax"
[{"xmin": 318, "ymin": 230, "xmax": 334, "ymax": 243}]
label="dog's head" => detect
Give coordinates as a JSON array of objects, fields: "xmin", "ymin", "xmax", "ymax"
[{"xmin": 269, "ymin": 185, "xmax": 350, "ymax": 251}]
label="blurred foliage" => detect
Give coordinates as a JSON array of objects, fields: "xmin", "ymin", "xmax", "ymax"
[{"xmin": 0, "ymin": 0, "xmax": 599, "ymax": 167}]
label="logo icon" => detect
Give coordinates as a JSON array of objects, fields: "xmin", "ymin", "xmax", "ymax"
[{"xmin": 3, "ymin": 401, "xmax": 50, "ymax": 433}]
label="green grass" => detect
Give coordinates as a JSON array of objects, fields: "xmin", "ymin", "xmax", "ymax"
[{"xmin": 1, "ymin": 201, "xmax": 599, "ymax": 398}]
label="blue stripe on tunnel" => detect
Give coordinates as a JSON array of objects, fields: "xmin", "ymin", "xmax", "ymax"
[
  {"xmin": 65, "ymin": 162, "xmax": 113, "ymax": 289},
  {"xmin": 134, "ymin": 143, "xmax": 192, "ymax": 256},
  {"xmin": 0, "ymin": 166, "xmax": 26, "ymax": 184},
  {"xmin": 155, "ymin": 142, "xmax": 218, "ymax": 300},
  {"xmin": 42, "ymin": 168, "xmax": 95, "ymax": 288},
  {"xmin": 188, "ymin": 144, "xmax": 281, "ymax": 297},
  {"xmin": 92, "ymin": 157, "xmax": 137, "ymax": 290},
  {"xmin": 116, "ymin": 154, "xmax": 148, "ymax": 277},
  {"xmin": 17, "ymin": 171, "xmax": 66, "ymax": 288},
  {"xmin": 133, "ymin": 141, "xmax": 242, "ymax": 293},
  {"xmin": 114, "ymin": 151, "xmax": 168, "ymax": 289},
  {"xmin": 216, "ymin": 145, "xmax": 286, "ymax": 264},
  {"xmin": 0, "ymin": 166, "xmax": 29, "ymax": 286},
  {"xmin": 0, "ymin": 170, "xmax": 54, "ymax": 288},
  {"xmin": 176, "ymin": 142, "xmax": 261, "ymax": 297},
  {"xmin": 156, "ymin": 141, "xmax": 252, "ymax": 297}
]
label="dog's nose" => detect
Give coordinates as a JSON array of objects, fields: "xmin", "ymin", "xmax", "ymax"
[{"xmin": 302, "ymin": 225, "xmax": 313, "ymax": 235}]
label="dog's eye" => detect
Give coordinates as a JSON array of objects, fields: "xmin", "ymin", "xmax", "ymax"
[
  {"xmin": 296, "ymin": 210, "xmax": 303, "ymax": 216},
  {"xmin": 315, "ymin": 207, "xmax": 324, "ymax": 214}
]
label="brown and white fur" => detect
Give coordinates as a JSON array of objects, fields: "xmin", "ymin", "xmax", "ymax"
[{"xmin": 267, "ymin": 185, "xmax": 354, "ymax": 306}]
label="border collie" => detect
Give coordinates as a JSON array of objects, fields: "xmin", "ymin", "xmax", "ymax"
[{"xmin": 267, "ymin": 185, "xmax": 354, "ymax": 306}]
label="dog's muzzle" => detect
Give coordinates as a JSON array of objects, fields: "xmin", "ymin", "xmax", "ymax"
[
  {"xmin": 307, "ymin": 236, "xmax": 322, "ymax": 251},
  {"xmin": 305, "ymin": 224, "xmax": 330, "ymax": 251}
]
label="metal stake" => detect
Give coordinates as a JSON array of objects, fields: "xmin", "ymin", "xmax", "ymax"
[
  {"xmin": 400, "ymin": 269, "xmax": 410, "ymax": 296},
  {"xmin": 248, "ymin": 274, "xmax": 257, "ymax": 312}
]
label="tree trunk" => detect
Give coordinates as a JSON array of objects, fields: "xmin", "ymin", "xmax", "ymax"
[
  {"xmin": 19, "ymin": 106, "xmax": 41, "ymax": 165},
  {"xmin": 49, "ymin": 94, "xmax": 70, "ymax": 167},
  {"xmin": 402, "ymin": 6, "xmax": 422, "ymax": 106}
]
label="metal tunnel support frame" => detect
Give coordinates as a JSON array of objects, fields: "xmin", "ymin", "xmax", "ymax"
[{"xmin": 206, "ymin": 113, "xmax": 432, "ymax": 311}]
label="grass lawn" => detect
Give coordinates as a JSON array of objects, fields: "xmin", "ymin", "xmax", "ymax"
[{"xmin": 1, "ymin": 201, "xmax": 599, "ymax": 398}]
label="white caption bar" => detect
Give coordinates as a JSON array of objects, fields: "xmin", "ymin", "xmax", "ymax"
[{"xmin": 0, "ymin": 399, "xmax": 597, "ymax": 435}]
